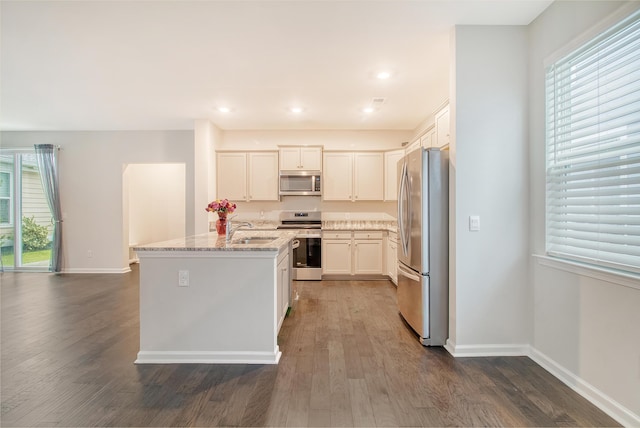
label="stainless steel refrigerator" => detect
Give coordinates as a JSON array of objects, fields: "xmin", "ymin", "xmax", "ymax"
[{"xmin": 397, "ymin": 147, "xmax": 449, "ymax": 346}]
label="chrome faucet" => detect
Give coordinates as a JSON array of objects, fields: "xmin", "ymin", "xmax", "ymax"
[{"xmin": 226, "ymin": 218, "xmax": 254, "ymax": 242}]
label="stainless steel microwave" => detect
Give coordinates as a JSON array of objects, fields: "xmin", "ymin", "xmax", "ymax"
[{"xmin": 279, "ymin": 170, "xmax": 321, "ymax": 196}]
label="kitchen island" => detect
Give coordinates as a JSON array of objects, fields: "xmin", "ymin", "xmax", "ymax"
[{"xmin": 133, "ymin": 230, "xmax": 295, "ymax": 365}]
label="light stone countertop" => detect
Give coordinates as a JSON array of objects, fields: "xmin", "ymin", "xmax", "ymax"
[
  {"xmin": 321, "ymin": 219, "xmax": 397, "ymax": 233},
  {"xmin": 134, "ymin": 230, "xmax": 296, "ymax": 253},
  {"xmin": 206, "ymin": 216, "xmax": 398, "ymax": 233},
  {"xmin": 209, "ymin": 220, "xmax": 279, "ymax": 232}
]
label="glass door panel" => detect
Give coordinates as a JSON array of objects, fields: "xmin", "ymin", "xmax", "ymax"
[
  {"xmin": 20, "ymin": 153, "xmax": 52, "ymax": 268},
  {"xmin": 0, "ymin": 155, "xmax": 15, "ymax": 269},
  {"xmin": 0, "ymin": 152, "xmax": 53, "ymax": 271}
]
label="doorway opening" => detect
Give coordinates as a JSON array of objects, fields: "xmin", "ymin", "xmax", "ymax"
[{"xmin": 123, "ymin": 163, "xmax": 186, "ymax": 266}]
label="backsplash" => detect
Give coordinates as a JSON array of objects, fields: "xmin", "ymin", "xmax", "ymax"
[
  {"xmin": 225, "ymin": 196, "xmax": 397, "ymax": 221},
  {"xmin": 209, "ymin": 211, "xmax": 396, "ymax": 232}
]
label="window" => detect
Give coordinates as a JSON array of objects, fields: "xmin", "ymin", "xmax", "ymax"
[
  {"xmin": 545, "ymin": 10, "xmax": 640, "ymax": 275},
  {"xmin": 0, "ymin": 171, "xmax": 11, "ymax": 225}
]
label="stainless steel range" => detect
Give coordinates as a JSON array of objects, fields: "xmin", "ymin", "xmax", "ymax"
[{"xmin": 277, "ymin": 211, "xmax": 322, "ymax": 280}]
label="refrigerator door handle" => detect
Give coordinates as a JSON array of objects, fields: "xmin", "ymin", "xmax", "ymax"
[
  {"xmin": 397, "ymin": 263, "xmax": 421, "ymax": 282},
  {"xmin": 398, "ymin": 162, "xmax": 410, "ymax": 256},
  {"xmin": 398, "ymin": 161, "xmax": 405, "ymax": 250}
]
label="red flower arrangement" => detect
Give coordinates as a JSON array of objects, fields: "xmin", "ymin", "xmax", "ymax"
[{"xmin": 205, "ymin": 199, "xmax": 237, "ymax": 218}]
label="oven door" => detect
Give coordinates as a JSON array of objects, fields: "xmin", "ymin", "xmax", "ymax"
[{"xmin": 292, "ymin": 235, "xmax": 322, "ymax": 280}]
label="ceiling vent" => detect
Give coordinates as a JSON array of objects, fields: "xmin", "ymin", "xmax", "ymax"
[{"xmin": 372, "ymin": 97, "xmax": 386, "ymax": 105}]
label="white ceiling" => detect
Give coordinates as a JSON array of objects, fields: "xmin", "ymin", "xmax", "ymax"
[{"xmin": 0, "ymin": 0, "xmax": 552, "ymax": 132}]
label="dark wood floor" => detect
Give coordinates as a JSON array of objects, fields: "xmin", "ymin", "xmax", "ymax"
[{"xmin": 1, "ymin": 266, "xmax": 619, "ymax": 427}]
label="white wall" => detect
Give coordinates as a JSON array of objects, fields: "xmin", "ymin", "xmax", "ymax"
[
  {"xmin": 195, "ymin": 120, "xmax": 223, "ymax": 234},
  {"xmin": 127, "ymin": 163, "xmax": 185, "ymax": 246},
  {"xmin": 528, "ymin": 2, "xmax": 640, "ymax": 424},
  {"xmin": 448, "ymin": 26, "xmax": 530, "ymax": 351},
  {"xmin": 0, "ymin": 130, "xmax": 195, "ymax": 272},
  {"xmin": 219, "ymin": 129, "xmax": 410, "ymax": 151}
]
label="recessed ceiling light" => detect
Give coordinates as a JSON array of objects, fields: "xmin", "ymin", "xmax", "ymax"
[
  {"xmin": 218, "ymin": 106, "xmax": 231, "ymax": 113},
  {"xmin": 376, "ymin": 71, "xmax": 391, "ymax": 80},
  {"xmin": 362, "ymin": 107, "xmax": 374, "ymax": 114},
  {"xmin": 289, "ymin": 107, "xmax": 304, "ymax": 114}
]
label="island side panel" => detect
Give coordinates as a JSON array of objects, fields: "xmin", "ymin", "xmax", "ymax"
[{"xmin": 136, "ymin": 251, "xmax": 279, "ymax": 364}]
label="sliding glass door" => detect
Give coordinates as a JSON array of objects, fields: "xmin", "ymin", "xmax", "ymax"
[{"xmin": 0, "ymin": 151, "xmax": 53, "ymax": 271}]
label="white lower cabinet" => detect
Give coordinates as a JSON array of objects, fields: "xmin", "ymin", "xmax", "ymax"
[
  {"xmin": 322, "ymin": 231, "xmax": 383, "ymax": 276},
  {"xmin": 276, "ymin": 249, "xmax": 290, "ymax": 331},
  {"xmin": 322, "ymin": 232, "xmax": 352, "ymax": 275},
  {"xmin": 353, "ymin": 232, "xmax": 383, "ymax": 275},
  {"xmin": 387, "ymin": 231, "xmax": 397, "ymax": 284}
]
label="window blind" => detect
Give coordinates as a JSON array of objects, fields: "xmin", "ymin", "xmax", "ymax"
[{"xmin": 545, "ymin": 10, "xmax": 640, "ymax": 274}]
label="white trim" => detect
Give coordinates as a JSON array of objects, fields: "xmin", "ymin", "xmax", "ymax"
[
  {"xmin": 444, "ymin": 339, "xmax": 640, "ymax": 426},
  {"xmin": 444, "ymin": 339, "xmax": 529, "ymax": 357},
  {"xmin": 543, "ymin": 2, "xmax": 640, "ymax": 67},
  {"xmin": 534, "ymin": 254, "xmax": 640, "ymax": 291},
  {"xmin": 135, "ymin": 350, "xmax": 282, "ymax": 365},
  {"xmin": 61, "ymin": 267, "xmax": 131, "ymax": 274},
  {"xmin": 529, "ymin": 347, "xmax": 640, "ymax": 428}
]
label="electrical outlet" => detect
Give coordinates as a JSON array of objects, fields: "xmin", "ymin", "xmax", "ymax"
[
  {"xmin": 87, "ymin": 250, "xmax": 93, "ymax": 258},
  {"xmin": 178, "ymin": 270, "xmax": 189, "ymax": 287}
]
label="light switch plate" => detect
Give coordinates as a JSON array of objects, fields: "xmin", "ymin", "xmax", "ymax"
[{"xmin": 469, "ymin": 215, "xmax": 480, "ymax": 232}]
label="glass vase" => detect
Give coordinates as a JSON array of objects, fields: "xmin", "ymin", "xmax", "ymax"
[{"xmin": 216, "ymin": 216, "xmax": 227, "ymax": 236}]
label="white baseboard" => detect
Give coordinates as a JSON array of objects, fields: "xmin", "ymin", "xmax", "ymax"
[
  {"xmin": 529, "ymin": 347, "xmax": 640, "ymax": 428},
  {"xmin": 443, "ymin": 340, "xmax": 639, "ymax": 427},
  {"xmin": 61, "ymin": 267, "xmax": 132, "ymax": 274},
  {"xmin": 444, "ymin": 339, "xmax": 529, "ymax": 357},
  {"xmin": 135, "ymin": 350, "xmax": 282, "ymax": 365}
]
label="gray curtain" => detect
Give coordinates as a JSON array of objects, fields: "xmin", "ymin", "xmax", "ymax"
[{"xmin": 34, "ymin": 144, "xmax": 63, "ymax": 272}]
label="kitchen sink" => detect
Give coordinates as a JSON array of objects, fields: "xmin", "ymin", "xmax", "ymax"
[{"xmin": 231, "ymin": 236, "xmax": 278, "ymax": 245}]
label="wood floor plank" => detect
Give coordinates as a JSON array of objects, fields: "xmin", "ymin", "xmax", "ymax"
[
  {"xmin": 347, "ymin": 378, "xmax": 376, "ymax": 426},
  {"xmin": 0, "ymin": 268, "xmax": 621, "ymax": 427},
  {"xmin": 310, "ymin": 348, "xmax": 331, "ymax": 410}
]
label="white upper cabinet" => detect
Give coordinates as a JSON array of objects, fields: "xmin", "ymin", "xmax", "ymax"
[
  {"xmin": 384, "ymin": 149, "xmax": 404, "ymax": 201},
  {"xmin": 279, "ymin": 146, "xmax": 322, "ymax": 171},
  {"xmin": 421, "ymin": 129, "xmax": 436, "ymax": 149},
  {"xmin": 217, "ymin": 151, "xmax": 279, "ymax": 202},
  {"xmin": 323, "ymin": 152, "xmax": 383, "ymax": 201},
  {"xmin": 434, "ymin": 104, "xmax": 450, "ymax": 148},
  {"xmin": 405, "ymin": 138, "xmax": 421, "ymax": 154},
  {"xmin": 300, "ymin": 147, "xmax": 322, "ymax": 170},
  {"xmin": 217, "ymin": 152, "xmax": 248, "ymax": 201},
  {"xmin": 323, "ymin": 152, "xmax": 353, "ymax": 200},
  {"xmin": 248, "ymin": 152, "xmax": 279, "ymax": 201},
  {"xmin": 354, "ymin": 152, "xmax": 383, "ymax": 201}
]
